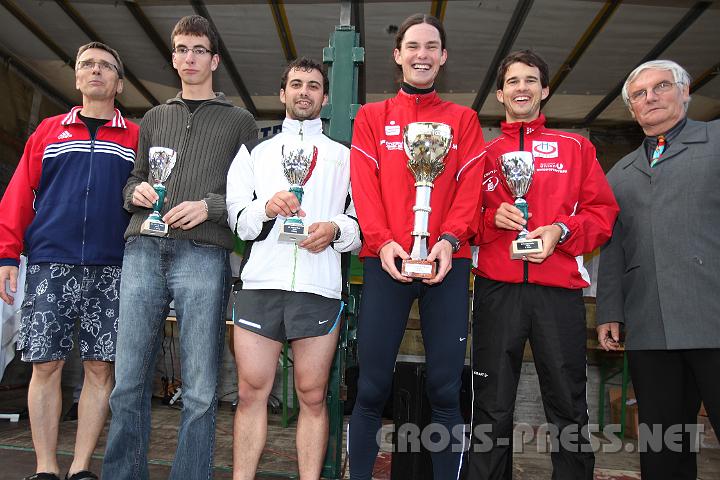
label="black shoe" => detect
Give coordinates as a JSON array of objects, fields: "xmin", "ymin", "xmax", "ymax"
[
  {"xmin": 23, "ymin": 474, "xmax": 61, "ymax": 480},
  {"xmin": 64, "ymin": 472, "xmax": 98, "ymax": 480}
]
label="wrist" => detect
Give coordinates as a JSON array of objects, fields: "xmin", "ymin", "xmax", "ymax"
[
  {"xmin": 330, "ymin": 221, "xmax": 341, "ymax": 241},
  {"xmin": 438, "ymin": 233, "xmax": 460, "ymax": 253},
  {"xmin": 264, "ymin": 200, "xmax": 276, "ymax": 220},
  {"xmin": 553, "ymin": 222, "xmax": 570, "ymax": 244}
]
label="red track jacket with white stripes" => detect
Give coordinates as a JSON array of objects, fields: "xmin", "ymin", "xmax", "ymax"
[{"xmin": 350, "ymin": 90, "xmax": 486, "ymax": 259}]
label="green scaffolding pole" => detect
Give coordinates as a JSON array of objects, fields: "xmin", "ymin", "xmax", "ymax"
[{"xmin": 319, "ymin": 3, "xmax": 364, "ymax": 478}]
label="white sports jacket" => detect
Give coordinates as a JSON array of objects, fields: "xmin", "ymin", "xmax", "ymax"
[{"xmin": 227, "ymin": 117, "xmax": 361, "ymax": 299}]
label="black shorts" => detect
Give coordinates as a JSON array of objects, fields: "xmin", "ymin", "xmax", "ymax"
[{"xmin": 233, "ymin": 289, "xmax": 343, "ymax": 342}]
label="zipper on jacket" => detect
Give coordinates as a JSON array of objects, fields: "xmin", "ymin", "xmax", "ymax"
[
  {"xmin": 520, "ymin": 125, "xmax": 529, "ymax": 284},
  {"xmin": 291, "ymin": 121, "xmax": 305, "ymax": 290},
  {"xmin": 81, "ymin": 127, "xmax": 97, "ymax": 265}
]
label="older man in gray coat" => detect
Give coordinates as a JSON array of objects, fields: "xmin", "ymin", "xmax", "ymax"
[{"xmin": 596, "ymin": 59, "xmax": 720, "ymax": 480}]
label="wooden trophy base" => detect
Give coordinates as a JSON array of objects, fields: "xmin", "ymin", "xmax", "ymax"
[
  {"xmin": 278, "ymin": 221, "xmax": 309, "ymax": 243},
  {"xmin": 140, "ymin": 218, "xmax": 168, "ymax": 236},
  {"xmin": 510, "ymin": 238, "xmax": 543, "ymax": 259},
  {"xmin": 401, "ymin": 258, "xmax": 437, "ymax": 279}
]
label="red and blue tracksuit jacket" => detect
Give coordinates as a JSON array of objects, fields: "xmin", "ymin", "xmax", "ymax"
[{"xmin": 0, "ymin": 107, "xmax": 139, "ymax": 267}]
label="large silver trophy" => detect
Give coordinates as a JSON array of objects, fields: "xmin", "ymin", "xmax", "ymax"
[
  {"xmin": 140, "ymin": 147, "xmax": 177, "ymax": 236},
  {"xmin": 498, "ymin": 151, "xmax": 543, "ymax": 259},
  {"xmin": 277, "ymin": 143, "xmax": 318, "ymax": 243},
  {"xmin": 401, "ymin": 122, "xmax": 453, "ymax": 278}
]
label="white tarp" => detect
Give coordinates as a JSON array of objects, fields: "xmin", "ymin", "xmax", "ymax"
[{"xmin": 1, "ymin": 256, "xmax": 26, "ymax": 381}]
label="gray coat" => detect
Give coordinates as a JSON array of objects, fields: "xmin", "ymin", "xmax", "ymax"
[{"xmin": 596, "ymin": 118, "xmax": 720, "ymax": 350}]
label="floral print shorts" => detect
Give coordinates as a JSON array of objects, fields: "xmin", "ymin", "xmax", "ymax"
[{"xmin": 17, "ymin": 263, "xmax": 121, "ymax": 362}]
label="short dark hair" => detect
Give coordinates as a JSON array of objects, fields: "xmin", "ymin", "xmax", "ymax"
[
  {"xmin": 76, "ymin": 42, "xmax": 124, "ymax": 79},
  {"xmin": 280, "ymin": 57, "xmax": 329, "ymax": 94},
  {"xmin": 171, "ymin": 15, "xmax": 219, "ymax": 55},
  {"xmin": 395, "ymin": 13, "xmax": 446, "ymax": 51},
  {"xmin": 496, "ymin": 50, "xmax": 549, "ymax": 90}
]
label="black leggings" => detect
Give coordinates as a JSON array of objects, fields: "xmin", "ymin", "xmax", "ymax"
[{"xmin": 349, "ymin": 258, "xmax": 471, "ymax": 480}]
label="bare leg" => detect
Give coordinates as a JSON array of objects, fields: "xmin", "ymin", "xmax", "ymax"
[
  {"xmin": 292, "ymin": 327, "xmax": 341, "ymax": 479},
  {"xmin": 28, "ymin": 360, "xmax": 65, "ymax": 475},
  {"xmin": 68, "ymin": 360, "xmax": 114, "ymax": 474},
  {"xmin": 232, "ymin": 327, "xmax": 282, "ymax": 480}
]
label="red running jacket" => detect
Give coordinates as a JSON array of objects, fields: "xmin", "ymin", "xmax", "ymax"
[
  {"xmin": 350, "ymin": 90, "xmax": 486, "ymax": 259},
  {"xmin": 473, "ymin": 114, "xmax": 618, "ymax": 289}
]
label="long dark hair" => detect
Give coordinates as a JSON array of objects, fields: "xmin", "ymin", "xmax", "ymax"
[
  {"xmin": 393, "ymin": 13, "xmax": 447, "ymax": 82},
  {"xmin": 394, "ymin": 13, "xmax": 446, "ymax": 51}
]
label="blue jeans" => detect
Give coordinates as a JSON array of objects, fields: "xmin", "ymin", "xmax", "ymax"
[{"xmin": 102, "ymin": 236, "xmax": 230, "ymax": 480}]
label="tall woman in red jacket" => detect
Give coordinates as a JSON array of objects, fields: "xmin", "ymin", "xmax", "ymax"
[{"xmin": 348, "ymin": 14, "xmax": 485, "ymax": 480}]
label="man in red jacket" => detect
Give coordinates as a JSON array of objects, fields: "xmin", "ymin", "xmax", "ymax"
[
  {"xmin": 0, "ymin": 42, "xmax": 138, "ymax": 480},
  {"xmin": 349, "ymin": 14, "xmax": 485, "ymax": 480},
  {"xmin": 467, "ymin": 50, "xmax": 618, "ymax": 480}
]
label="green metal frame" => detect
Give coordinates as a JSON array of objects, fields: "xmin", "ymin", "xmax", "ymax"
[
  {"xmin": 319, "ymin": 15, "xmax": 364, "ymax": 478},
  {"xmin": 597, "ymin": 350, "xmax": 630, "ymax": 440},
  {"xmin": 281, "ymin": 342, "xmax": 300, "ymax": 428}
]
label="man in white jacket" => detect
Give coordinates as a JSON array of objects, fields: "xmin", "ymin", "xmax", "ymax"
[{"xmin": 227, "ymin": 57, "xmax": 361, "ymax": 479}]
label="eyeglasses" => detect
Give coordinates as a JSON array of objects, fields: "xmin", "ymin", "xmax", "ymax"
[
  {"xmin": 77, "ymin": 60, "xmax": 119, "ymax": 75},
  {"xmin": 628, "ymin": 81, "xmax": 682, "ymax": 104},
  {"xmin": 172, "ymin": 46, "xmax": 214, "ymax": 56}
]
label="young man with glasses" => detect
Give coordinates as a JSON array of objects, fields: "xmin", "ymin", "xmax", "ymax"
[
  {"xmin": 597, "ymin": 59, "xmax": 720, "ymax": 479},
  {"xmin": 0, "ymin": 42, "xmax": 138, "ymax": 480},
  {"xmin": 468, "ymin": 50, "xmax": 618, "ymax": 480},
  {"xmin": 101, "ymin": 15, "xmax": 257, "ymax": 480}
]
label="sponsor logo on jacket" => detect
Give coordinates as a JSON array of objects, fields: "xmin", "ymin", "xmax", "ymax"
[
  {"xmin": 385, "ymin": 121, "xmax": 401, "ymax": 136},
  {"xmin": 380, "ymin": 139, "xmax": 404, "ymax": 151},
  {"xmin": 483, "ymin": 176, "xmax": 499, "ymax": 192},
  {"xmin": 537, "ymin": 162, "xmax": 567, "ymax": 174},
  {"xmin": 532, "ymin": 140, "xmax": 559, "ymax": 158}
]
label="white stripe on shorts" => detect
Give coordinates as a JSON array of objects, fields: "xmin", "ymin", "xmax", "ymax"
[{"xmin": 237, "ymin": 318, "xmax": 262, "ymax": 329}]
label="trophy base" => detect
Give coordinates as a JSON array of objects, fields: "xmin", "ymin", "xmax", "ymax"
[
  {"xmin": 141, "ymin": 218, "xmax": 169, "ymax": 237},
  {"xmin": 401, "ymin": 258, "xmax": 437, "ymax": 279},
  {"xmin": 510, "ymin": 238, "xmax": 544, "ymax": 259},
  {"xmin": 278, "ymin": 222, "xmax": 309, "ymax": 243}
]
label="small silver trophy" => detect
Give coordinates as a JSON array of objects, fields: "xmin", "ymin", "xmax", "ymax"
[
  {"xmin": 278, "ymin": 143, "xmax": 318, "ymax": 243},
  {"xmin": 498, "ymin": 151, "xmax": 543, "ymax": 259},
  {"xmin": 401, "ymin": 122, "xmax": 453, "ymax": 278},
  {"xmin": 140, "ymin": 147, "xmax": 177, "ymax": 236}
]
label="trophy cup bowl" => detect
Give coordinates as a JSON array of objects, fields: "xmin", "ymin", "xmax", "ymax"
[
  {"xmin": 498, "ymin": 151, "xmax": 543, "ymax": 259},
  {"xmin": 401, "ymin": 122, "xmax": 453, "ymax": 279},
  {"xmin": 140, "ymin": 147, "xmax": 177, "ymax": 237},
  {"xmin": 278, "ymin": 143, "xmax": 318, "ymax": 243}
]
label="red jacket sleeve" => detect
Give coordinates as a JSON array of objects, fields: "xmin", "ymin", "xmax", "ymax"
[
  {"xmin": 350, "ymin": 106, "xmax": 394, "ymax": 254},
  {"xmin": 0, "ymin": 127, "xmax": 44, "ymax": 266},
  {"xmin": 440, "ymin": 110, "xmax": 485, "ymax": 244},
  {"xmin": 554, "ymin": 138, "xmax": 619, "ymax": 256}
]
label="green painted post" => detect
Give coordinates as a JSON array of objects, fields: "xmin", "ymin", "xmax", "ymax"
[{"xmin": 320, "ymin": 7, "xmax": 364, "ymax": 478}]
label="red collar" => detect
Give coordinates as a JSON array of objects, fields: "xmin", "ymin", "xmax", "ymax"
[
  {"xmin": 61, "ymin": 106, "xmax": 128, "ymax": 129},
  {"xmin": 500, "ymin": 114, "xmax": 546, "ymax": 137}
]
